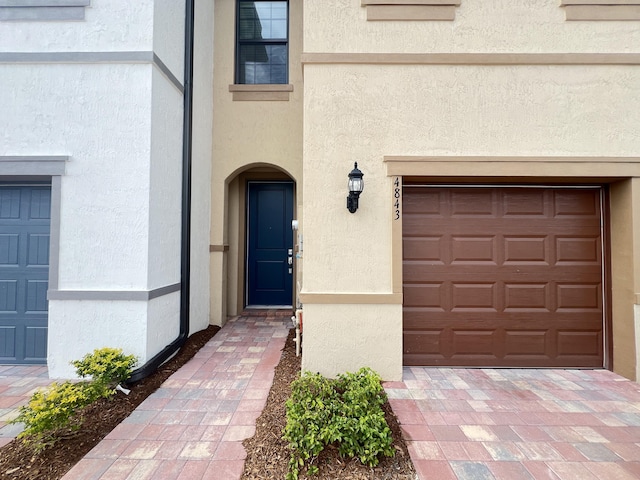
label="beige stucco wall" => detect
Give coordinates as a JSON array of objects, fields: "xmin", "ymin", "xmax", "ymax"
[
  {"xmin": 300, "ymin": 0, "xmax": 640, "ymax": 380},
  {"xmin": 210, "ymin": 0, "xmax": 304, "ymax": 325},
  {"xmin": 301, "ymin": 303, "xmax": 403, "ymax": 380},
  {"xmin": 304, "ymin": 0, "xmax": 640, "ymax": 54}
]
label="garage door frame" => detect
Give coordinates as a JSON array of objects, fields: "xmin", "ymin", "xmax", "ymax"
[{"xmin": 0, "ymin": 156, "xmax": 66, "ymax": 364}]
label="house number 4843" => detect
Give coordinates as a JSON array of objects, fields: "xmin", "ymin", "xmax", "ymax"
[{"xmin": 393, "ymin": 177, "xmax": 401, "ymax": 220}]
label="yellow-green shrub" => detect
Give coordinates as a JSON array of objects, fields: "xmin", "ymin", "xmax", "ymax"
[{"xmin": 11, "ymin": 348, "xmax": 137, "ymax": 451}]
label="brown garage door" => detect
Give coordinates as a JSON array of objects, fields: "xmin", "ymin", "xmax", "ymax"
[{"xmin": 403, "ymin": 186, "xmax": 604, "ymax": 367}]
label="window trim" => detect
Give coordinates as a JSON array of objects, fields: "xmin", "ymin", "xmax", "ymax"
[{"xmin": 234, "ymin": 0, "xmax": 290, "ymax": 85}]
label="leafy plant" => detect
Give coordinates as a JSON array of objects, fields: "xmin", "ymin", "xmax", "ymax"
[
  {"xmin": 283, "ymin": 367, "xmax": 395, "ymax": 479},
  {"xmin": 10, "ymin": 348, "xmax": 137, "ymax": 451},
  {"xmin": 72, "ymin": 347, "xmax": 137, "ymax": 398}
]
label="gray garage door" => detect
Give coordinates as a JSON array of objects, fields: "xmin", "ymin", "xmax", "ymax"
[{"xmin": 0, "ymin": 185, "xmax": 50, "ymax": 364}]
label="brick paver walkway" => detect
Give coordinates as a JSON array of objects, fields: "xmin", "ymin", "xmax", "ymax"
[
  {"xmin": 0, "ymin": 364, "xmax": 55, "ymax": 448},
  {"xmin": 62, "ymin": 313, "xmax": 290, "ymax": 480},
  {"xmin": 3, "ymin": 315, "xmax": 640, "ymax": 479},
  {"xmin": 385, "ymin": 367, "xmax": 640, "ymax": 479}
]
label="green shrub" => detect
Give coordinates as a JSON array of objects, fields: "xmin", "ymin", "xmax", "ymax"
[
  {"xmin": 11, "ymin": 348, "xmax": 137, "ymax": 451},
  {"xmin": 72, "ymin": 347, "xmax": 137, "ymax": 398},
  {"xmin": 283, "ymin": 367, "xmax": 395, "ymax": 479}
]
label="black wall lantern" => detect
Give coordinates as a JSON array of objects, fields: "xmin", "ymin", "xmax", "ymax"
[{"xmin": 347, "ymin": 162, "xmax": 364, "ymax": 213}]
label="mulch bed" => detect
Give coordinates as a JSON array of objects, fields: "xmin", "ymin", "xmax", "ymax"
[
  {"xmin": 0, "ymin": 322, "xmax": 417, "ymax": 480},
  {"xmin": 241, "ymin": 329, "xmax": 417, "ymax": 479},
  {"xmin": 0, "ymin": 325, "xmax": 220, "ymax": 480}
]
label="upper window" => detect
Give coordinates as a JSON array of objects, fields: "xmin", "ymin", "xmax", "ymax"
[{"xmin": 236, "ymin": 1, "xmax": 288, "ymax": 84}]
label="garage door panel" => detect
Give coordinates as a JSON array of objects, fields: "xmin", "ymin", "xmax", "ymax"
[
  {"xmin": 503, "ymin": 190, "xmax": 547, "ymax": 216},
  {"xmin": 504, "ymin": 330, "xmax": 548, "ymax": 356},
  {"xmin": 557, "ymin": 330, "xmax": 602, "ymax": 357},
  {"xmin": 451, "ymin": 283, "xmax": 497, "ymax": 311},
  {"xmin": 503, "ymin": 237, "xmax": 549, "ymax": 264},
  {"xmin": 404, "ymin": 329, "xmax": 444, "ymax": 356},
  {"xmin": 404, "ymin": 283, "xmax": 444, "ymax": 309},
  {"xmin": 504, "ymin": 283, "xmax": 550, "ymax": 311},
  {"xmin": 0, "ymin": 325, "xmax": 16, "ymax": 360},
  {"xmin": 556, "ymin": 283, "xmax": 601, "ymax": 310},
  {"xmin": 0, "ymin": 189, "xmax": 22, "ymax": 219},
  {"xmin": 451, "ymin": 190, "xmax": 496, "ymax": 216},
  {"xmin": 0, "ymin": 234, "xmax": 19, "ymax": 265},
  {"xmin": 24, "ymin": 326, "xmax": 47, "ymax": 362},
  {"xmin": 451, "ymin": 329, "xmax": 498, "ymax": 356},
  {"xmin": 0, "ymin": 280, "xmax": 18, "ymax": 312},
  {"xmin": 404, "ymin": 236, "xmax": 443, "ymax": 261},
  {"xmin": 451, "ymin": 236, "xmax": 497, "ymax": 264},
  {"xmin": 403, "ymin": 186, "xmax": 604, "ymax": 368},
  {"xmin": 556, "ymin": 237, "xmax": 600, "ymax": 264},
  {"xmin": 554, "ymin": 190, "xmax": 599, "ymax": 216}
]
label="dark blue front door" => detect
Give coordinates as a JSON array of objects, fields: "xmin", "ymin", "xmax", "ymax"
[
  {"xmin": 247, "ymin": 182, "xmax": 293, "ymax": 307},
  {"xmin": 0, "ymin": 185, "xmax": 50, "ymax": 364}
]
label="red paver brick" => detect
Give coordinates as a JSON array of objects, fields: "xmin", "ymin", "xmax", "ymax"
[
  {"xmin": 400, "ymin": 424, "xmax": 435, "ymax": 441},
  {"xmin": 213, "ymin": 441, "xmax": 247, "ymax": 461},
  {"xmin": 584, "ymin": 462, "xmax": 639, "ymax": 480},
  {"xmin": 487, "ymin": 461, "xmax": 535, "ymax": 480},
  {"xmin": 551, "ymin": 442, "xmax": 588, "ymax": 461},
  {"xmin": 407, "ymin": 441, "xmax": 446, "ymax": 460},
  {"xmin": 547, "ymin": 462, "xmax": 599, "ymax": 480},
  {"xmin": 412, "ymin": 460, "xmax": 457, "ymax": 480},
  {"xmin": 522, "ymin": 461, "xmax": 561, "ymax": 480},
  {"xmin": 205, "ymin": 460, "xmax": 245, "ymax": 479},
  {"xmin": 438, "ymin": 441, "xmax": 470, "ymax": 461},
  {"xmin": 176, "ymin": 460, "xmax": 210, "ymax": 479},
  {"xmin": 429, "ymin": 425, "xmax": 467, "ymax": 442},
  {"xmin": 462, "ymin": 442, "xmax": 493, "ymax": 461}
]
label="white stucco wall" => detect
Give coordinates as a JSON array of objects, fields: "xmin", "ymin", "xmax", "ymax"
[
  {"xmin": 148, "ymin": 68, "xmax": 183, "ymax": 289},
  {"xmin": 0, "ymin": 0, "xmax": 211, "ymax": 377},
  {"xmin": 153, "ymin": 0, "xmax": 185, "ymax": 85},
  {"xmin": 0, "ymin": 63, "xmax": 154, "ymax": 290},
  {"xmin": 47, "ymin": 300, "xmax": 148, "ymax": 378},
  {"xmin": 0, "ymin": 1, "xmax": 154, "ymax": 53},
  {"xmin": 147, "ymin": 292, "xmax": 181, "ymax": 357},
  {"xmin": 189, "ymin": 0, "xmax": 214, "ymax": 334}
]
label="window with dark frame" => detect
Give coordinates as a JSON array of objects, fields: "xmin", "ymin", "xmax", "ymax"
[{"xmin": 236, "ymin": 0, "xmax": 289, "ymax": 85}]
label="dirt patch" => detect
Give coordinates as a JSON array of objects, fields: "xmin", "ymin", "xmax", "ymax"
[
  {"xmin": 241, "ymin": 329, "xmax": 417, "ymax": 479},
  {"xmin": 0, "ymin": 325, "xmax": 220, "ymax": 480}
]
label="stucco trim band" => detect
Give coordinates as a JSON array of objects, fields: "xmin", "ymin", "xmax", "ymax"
[
  {"xmin": 301, "ymin": 53, "xmax": 640, "ymax": 65},
  {"xmin": 47, "ymin": 282, "xmax": 181, "ymax": 301},
  {"xmin": 362, "ymin": 0, "xmax": 461, "ymax": 4},
  {"xmin": 209, "ymin": 244, "xmax": 229, "ymax": 252},
  {"xmin": 298, "ymin": 293, "xmax": 403, "ymax": 304},
  {"xmin": 0, "ymin": 156, "xmax": 67, "ymax": 176},
  {"xmin": 228, "ymin": 84, "xmax": 294, "ymax": 101},
  {"xmin": 0, "ymin": 51, "xmax": 183, "ymax": 92},
  {"xmin": 361, "ymin": 0, "xmax": 461, "ymax": 21},
  {"xmin": 561, "ymin": 1, "xmax": 640, "ymax": 21},
  {"xmin": 384, "ymin": 156, "xmax": 640, "ymax": 177},
  {"xmin": 0, "ymin": 1, "xmax": 90, "ymax": 21},
  {"xmin": 367, "ymin": 5, "xmax": 456, "ymax": 21}
]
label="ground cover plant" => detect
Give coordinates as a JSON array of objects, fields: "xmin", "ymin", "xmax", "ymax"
[
  {"xmin": 1, "ymin": 323, "xmax": 415, "ymax": 480},
  {"xmin": 241, "ymin": 330, "xmax": 416, "ymax": 479},
  {"xmin": 11, "ymin": 348, "xmax": 137, "ymax": 452},
  {"xmin": 0, "ymin": 325, "xmax": 219, "ymax": 480},
  {"xmin": 284, "ymin": 368, "xmax": 396, "ymax": 479}
]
